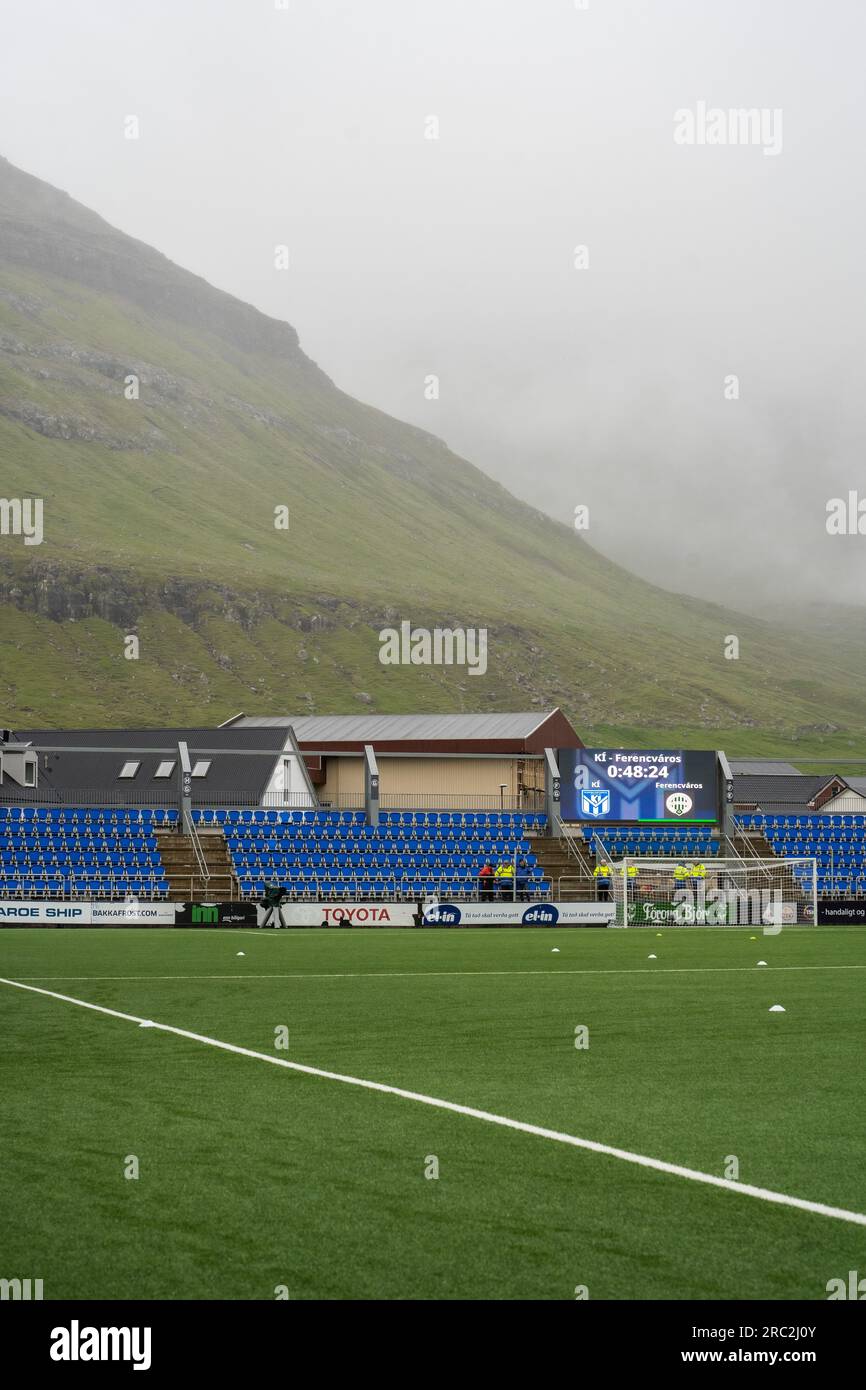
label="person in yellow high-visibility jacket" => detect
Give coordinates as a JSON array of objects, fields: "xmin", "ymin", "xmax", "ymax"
[
  {"xmin": 690, "ymin": 862, "xmax": 707, "ymax": 879},
  {"xmin": 673, "ymin": 864, "xmax": 690, "ymax": 885},
  {"xmin": 592, "ymin": 862, "xmax": 611, "ymax": 900},
  {"xmin": 494, "ymin": 860, "xmax": 514, "ymax": 899}
]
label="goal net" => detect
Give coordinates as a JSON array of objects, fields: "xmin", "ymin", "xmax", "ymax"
[{"xmin": 607, "ymin": 857, "xmax": 817, "ymax": 928}]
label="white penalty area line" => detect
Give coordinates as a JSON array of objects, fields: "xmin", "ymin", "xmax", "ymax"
[
  {"xmin": 2, "ymin": 974, "xmax": 865, "ymax": 1232},
  {"xmin": 8, "ymin": 964, "xmax": 866, "ymax": 982}
]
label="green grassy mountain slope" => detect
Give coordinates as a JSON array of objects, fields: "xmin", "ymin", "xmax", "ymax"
[{"xmin": 0, "ymin": 154, "xmax": 864, "ymax": 752}]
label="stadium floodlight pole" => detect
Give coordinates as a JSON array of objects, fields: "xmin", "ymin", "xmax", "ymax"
[
  {"xmin": 830, "ymin": 844, "xmax": 835, "ymax": 896},
  {"xmin": 543, "ymin": 748, "xmax": 561, "ymax": 837},
  {"xmin": 717, "ymin": 750, "xmax": 735, "ymax": 838},
  {"xmin": 363, "ymin": 744, "xmax": 379, "ymax": 828},
  {"xmin": 177, "ymin": 741, "xmax": 193, "ymax": 836}
]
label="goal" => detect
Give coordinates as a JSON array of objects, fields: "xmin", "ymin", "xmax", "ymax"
[{"xmin": 606, "ymin": 856, "xmax": 817, "ymax": 928}]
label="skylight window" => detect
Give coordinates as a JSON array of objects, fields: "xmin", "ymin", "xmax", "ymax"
[
  {"xmin": 192, "ymin": 760, "xmax": 211, "ymax": 778},
  {"xmin": 119, "ymin": 761, "xmax": 140, "ymax": 779},
  {"xmin": 155, "ymin": 760, "xmax": 175, "ymax": 778}
]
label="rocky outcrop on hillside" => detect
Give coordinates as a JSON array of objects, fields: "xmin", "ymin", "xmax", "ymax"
[
  {"xmin": 0, "ymin": 398, "xmax": 170, "ymax": 451},
  {"xmin": 0, "ymin": 156, "xmax": 323, "ymax": 371}
]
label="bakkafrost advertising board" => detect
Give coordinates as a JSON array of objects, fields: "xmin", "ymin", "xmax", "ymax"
[{"xmin": 91, "ymin": 903, "xmax": 177, "ymax": 925}]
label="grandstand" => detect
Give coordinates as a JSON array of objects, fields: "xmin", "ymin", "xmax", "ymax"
[
  {"xmin": 214, "ymin": 807, "xmax": 549, "ymax": 901},
  {"xmin": 0, "ymin": 723, "xmax": 863, "ymax": 922},
  {"xmin": 0, "ymin": 804, "xmax": 171, "ymax": 900},
  {"xmin": 739, "ymin": 814, "xmax": 866, "ymax": 897},
  {"xmin": 733, "ymin": 765, "xmax": 866, "ymax": 899},
  {"xmin": 592, "ymin": 823, "xmax": 717, "ymax": 860},
  {"xmin": 0, "ymin": 716, "xmax": 569, "ymax": 913}
]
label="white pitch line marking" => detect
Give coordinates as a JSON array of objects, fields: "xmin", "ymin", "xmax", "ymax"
[
  {"xmin": 1, "ymin": 974, "xmax": 865, "ymax": 1230},
  {"xmin": 7, "ymin": 964, "xmax": 866, "ymax": 982},
  {"xmin": 195, "ymin": 925, "xmax": 835, "ymax": 937}
]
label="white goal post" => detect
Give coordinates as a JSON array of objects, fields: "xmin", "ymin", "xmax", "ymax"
[{"xmin": 607, "ymin": 857, "xmax": 817, "ymax": 928}]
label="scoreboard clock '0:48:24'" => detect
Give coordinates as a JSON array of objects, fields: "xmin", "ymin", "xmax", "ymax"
[{"xmin": 607, "ymin": 764, "xmax": 669, "ymax": 778}]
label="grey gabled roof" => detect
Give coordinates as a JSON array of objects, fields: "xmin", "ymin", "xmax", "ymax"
[
  {"xmin": 733, "ymin": 773, "xmax": 844, "ymax": 809},
  {"xmin": 728, "ymin": 759, "xmax": 800, "ymax": 777},
  {"xmin": 12, "ymin": 727, "xmax": 294, "ymax": 801},
  {"xmin": 222, "ymin": 712, "xmax": 552, "ymax": 741}
]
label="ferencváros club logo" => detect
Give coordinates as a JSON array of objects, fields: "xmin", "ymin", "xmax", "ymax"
[
  {"xmin": 581, "ymin": 790, "xmax": 611, "ymax": 817},
  {"xmin": 665, "ymin": 792, "xmax": 693, "ymax": 817}
]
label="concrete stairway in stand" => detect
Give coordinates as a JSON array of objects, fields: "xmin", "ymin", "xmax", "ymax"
[
  {"xmin": 155, "ymin": 828, "xmax": 236, "ymax": 900},
  {"xmin": 531, "ymin": 832, "xmax": 596, "ymax": 900}
]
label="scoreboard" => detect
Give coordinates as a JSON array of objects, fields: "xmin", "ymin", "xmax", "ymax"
[{"xmin": 559, "ymin": 749, "xmax": 719, "ymax": 823}]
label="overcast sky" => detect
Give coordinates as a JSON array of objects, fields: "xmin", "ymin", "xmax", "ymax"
[{"xmin": 2, "ymin": 0, "xmax": 864, "ymax": 610}]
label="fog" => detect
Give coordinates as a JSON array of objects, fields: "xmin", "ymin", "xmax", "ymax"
[{"xmin": 2, "ymin": 0, "xmax": 864, "ymax": 610}]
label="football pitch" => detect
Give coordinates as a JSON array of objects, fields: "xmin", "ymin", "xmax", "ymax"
[{"xmin": 1, "ymin": 925, "xmax": 865, "ymax": 1301}]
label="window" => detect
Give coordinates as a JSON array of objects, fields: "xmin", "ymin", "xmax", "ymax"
[
  {"xmin": 24, "ymin": 759, "xmax": 37, "ymax": 787},
  {"xmin": 155, "ymin": 760, "xmax": 175, "ymax": 779},
  {"xmin": 192, "ymin": 760, "xmax": 211, "ymax": 778},
  {"xmin": 119, "ymin": 761, "xmax": 140, "ymax": 779}
]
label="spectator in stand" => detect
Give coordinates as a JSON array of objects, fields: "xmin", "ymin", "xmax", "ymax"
[
  {"xmin": 515, "ymin": 857, "xmax": 530, "ymax": 901},
  {"xmin": 478, "ymin": 861, "xmax": 495, "ymax": 900},
  {"xmin": 495, "ymin": 859, "xmax": 514, "ymax": 899}
]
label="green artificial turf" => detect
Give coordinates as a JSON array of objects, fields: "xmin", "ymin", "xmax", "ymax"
[{"xmin": 1, "ymin": 925, "xmax": 865, "ymax": 1300}]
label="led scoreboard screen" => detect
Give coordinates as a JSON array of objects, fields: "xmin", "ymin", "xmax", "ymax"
[{"xmin": 559, "ymin": 749, "xmax": 718, "ymax": 823}]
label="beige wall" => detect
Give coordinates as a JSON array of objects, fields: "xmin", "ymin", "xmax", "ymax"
[
  {"xmin": 817, "ymin": 791, "xmax": 866, "ymax": 814},
  {"xmin": 319, "ymin": 754, "xmax": 544, "ymax": 803},
  {"xmin": 320, "ymin": 757, "xmax": 365, "ymax": 800}
]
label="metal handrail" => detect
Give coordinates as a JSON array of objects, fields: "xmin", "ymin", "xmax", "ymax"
[
  {"xmin": 723, "ymin": 831, "xmax": 745, "ymax": 861},
  {"xmin": 554, "ymin": 816, "xmax": 585, "ymax": 864},
  {"xmin": 592, "ymin": 833, "xmax": 616, "ymax": 870},
  {"xmin": 723, "ymin": 830, "xmax": 769, "ymax": 881},
  {"xmin": 8, "ymin": 873, "xmax": 169, "ymax": 901},
  {"xmin": 0, "ymin": 789, "xmax": 548, "ymax": 812},
  {"xmin": 184, "ymin": 812, "xmax": 210, "ymax": 889},
  {"xmin": 728, "ymin": 826, "xmax": 814, "ymax": 905},
  {"xmin": 185, "ymin": 871, "xmax": 234, "ymax": 900},
  {"xmin": 238, "ymin": 872, "xmax": 552, "ymax": 904},
  {"xmin": 556, "ymin": 873, "xmax": 599, "ymax": 901}
]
